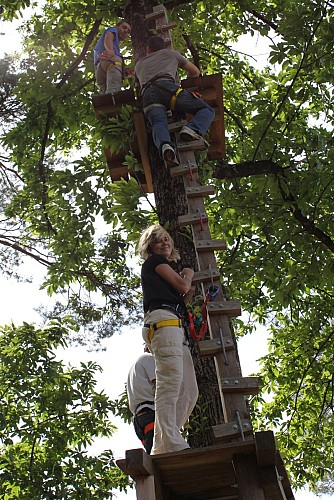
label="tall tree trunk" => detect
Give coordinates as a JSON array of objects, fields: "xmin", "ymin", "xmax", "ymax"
[{"xmin": 125, "ymin": 0, "xmax": 223, "ymax": 447}]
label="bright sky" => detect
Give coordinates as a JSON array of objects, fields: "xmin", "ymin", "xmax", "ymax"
[{"xmin": 0, "ymin": 8, "xmax": 333, "ymax": 500}]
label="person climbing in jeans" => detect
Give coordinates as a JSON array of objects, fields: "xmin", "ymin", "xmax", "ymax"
[{"xmin": 135, "ymin": 35, "xmax": 215, "ymax": 168}]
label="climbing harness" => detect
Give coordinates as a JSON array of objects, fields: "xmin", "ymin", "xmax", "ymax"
[
  {"xmin": 170, "ymin": 87, "xmax": 184, "ymax": 111},
  {"xmin": 106, "ymin": 60, "xmax": 122, "ymax": 70},
  {"xmin": 187, "ymin": 285, "xmax": 219, "ymax": 341},
  {"xmin": 144, "ymin": 318, "xmax": 183, "ymax": 342}
]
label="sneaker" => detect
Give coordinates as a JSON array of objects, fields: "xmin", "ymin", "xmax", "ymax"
[
  {"xmin": 162, "ymin": 144, "xmax": 179, "ymax": 167},
  {"xmin": 179, "ymin": 125, "xmax": 203, "ymax": 142}
]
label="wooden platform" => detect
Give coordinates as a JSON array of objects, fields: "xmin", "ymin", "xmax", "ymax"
[{"xmin": 116, "ymin": 435, "xmax": 295, "ymax": 500}]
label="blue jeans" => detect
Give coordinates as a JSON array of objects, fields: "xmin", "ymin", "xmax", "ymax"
[{"xmin": 143, "ymin": 80, "xmax": 215, "ymax": 154}]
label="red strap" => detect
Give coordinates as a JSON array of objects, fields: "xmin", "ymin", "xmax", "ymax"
[
  {"xmin": 188, "ymin": 286, "xmax": 219, "ymax": 341},
  {"xmin": 188, "ymin": 293, "xmax": 211, "ymax": 341},
  {"xmin": 144, "ymin": 421, "xmax": 154, "ymax": 435}
]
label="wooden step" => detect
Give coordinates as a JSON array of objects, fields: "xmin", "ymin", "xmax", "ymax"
[
  {"xmin": 206, "ymin": 300, "xmax": 241, "ymax": 317},
  {"xmin": 196, "ymin": 239, "xmax": 227, "ymax": 252},
  {"xmin": 221, "ymin": 376, "xmax": 259, "ymax": 394},
  {"xmin": 168, "ymin": 119, "xmax": 187, "ymax": 132},
  {"xmin": 170, "ymin": 162, "xmax": 198, "ymax": 178},
  {"xmin": 186, "ymin": 185, "xmax": 215, "ymax": 197},
  {"xmin": 192, "ymin": 267, "xmax": 220, "ymax": 285},
  {"xmin": 212, "ymin": 419, "xmax": 253, "ymax": 442},
  {"xmin": 145, "ymin": 9, "xmax": 165, "ymax": 20},
  {"xmin": 177, "ymin": 138, "xmax": 208, "ymax": 151},
  {"xmin": 199, "ymin": 336, "xmax": 234, "ymax": 357},
  {"xmin": 178, "ymin": 211, "xmax": 208, "ymax": 227},
  {"xmin": 156, "ymin": 21, "xmax": 177, "ymax": 32}
]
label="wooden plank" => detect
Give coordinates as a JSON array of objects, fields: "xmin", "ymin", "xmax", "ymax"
[
  {"xmin": 196, "ymin": 239, "xmax": 227, "ymax": 252},
  {"xmin": 198, "ymin": 336, "xmax": 234, "ymax": 357},
  {"xmin": 177, "ymin": 138, "xmax": 208, "ymax": 151},
  {"xmin": 170, "ymin": 162, "xmax": 198, "ymax": 177},
  {"xmin": 178, "ymin": 211, "xmax": 208, "ymax": 226},
  {"xmin": 108, "ymin": 165, "xmax": 129, "ymax": 181},
  {"xmin": 186, "ymin": 185, "xmax": 215, "ymax": 197},
  {"xmin": 156, "ymin": 21, "xmax": 177, "ymax": 32},
  {"xmin": 221, "ymin": 377, "xmax": 259, "ymax": 394},
  {"xmin": 151, "ymin": 441, "xmax": 256, "ymax": 470},
  {"xmin": 192, "ymin": 267, "xmax": 220, "ymax": 284},
  {"xmin": 134, "ymin": 111, "xmax": 154, "ymax": 193},
  {"xmin": 92, "ymin": 89, "xmax": 136, "ymax": 118},
  {"xmin": 206, "ymin": 300, "xmax": 241, "ymax": 317},
  {"xmin": 168, "ymin": 119, "xmax": 187, "ymax": 132},
  {"xmin": 233, "ymin": 454, "xmax": 266, "ymax": 500},
  {"xmin": 255, "ymin": 431, "xmax": 277, "ymax": 467},
  {"xmin": 212, "ymin": 419, "xmax": 253, "ymax": 442}
]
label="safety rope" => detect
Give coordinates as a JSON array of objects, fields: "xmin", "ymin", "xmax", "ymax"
[{"xmin": 187, "ymin": 285, "xmax": 219, "ymax": 340}]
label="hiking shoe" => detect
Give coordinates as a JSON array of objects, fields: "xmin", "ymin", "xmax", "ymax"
[
  {"xmin": 162, "ymin": 144, "xmax": 179, "ymax": 167},
  {"xmin": 179, "ymin": 125, "xmax": 203, "ymax": 142}
]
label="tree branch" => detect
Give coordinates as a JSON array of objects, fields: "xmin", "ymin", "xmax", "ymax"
[
  {"xmin": 214, "ymin": 159, "xmax": 283, "ymax": 179},
  {"xmin": 56, "ymin": 19, "xmax": 102, "ymax": 89},
  {"xmin": 276, "ymin": 174, "xmax": 334, "ymax": 253}
]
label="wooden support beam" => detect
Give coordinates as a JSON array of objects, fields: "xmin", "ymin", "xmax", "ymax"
[
  {"xmin": 156, "ymin": 21, "xmax": 177, "ymax": 32},
  {"xmin": 255, "ymin": 431, "xmax": 277, "ymax": 467},
  {"xmin": 233, "ymin": 454, "xmax": 266, "ymax": 500},
  {"xmin": 221, "ymin": 377, "xmax": 259, "ymax": 394},
  {"xmin": 134, "ymin": 111, "xmax": 154, "ymax": 193},
  {"xmin": 198, "ymin": 336, "xmax": 234, "ymax": 357}
]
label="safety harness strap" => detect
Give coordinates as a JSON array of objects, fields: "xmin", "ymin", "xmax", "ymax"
[
  {"xmin": 170, "ymin": 87, "xmax": 184, "ymax": 111},
  {"xmin": 144, "ymin": 318, "xmax": 183, "ymax": 342}
]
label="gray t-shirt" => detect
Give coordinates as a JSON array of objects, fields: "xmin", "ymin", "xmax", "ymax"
[{"xmin": 135, "ymin": 48, "xmax": 189, "ymax": 88}]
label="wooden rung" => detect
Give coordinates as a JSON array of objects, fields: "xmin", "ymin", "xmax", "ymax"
[
  {"xmin": 221, "ymin": 376, "xmax": 259, "ymax": 394},
  {"xmin": 145, "ymin": 10, "xmax": 165, "ymax": 20},
  {"xmin": 170, "ymin": 163, "xmax": 198, "ymax": 178},
  {"xmin": 206, "ymin": 301, "xmax": 241, "ymax": 317},
  {"xmin": 178, "ymin": 212, "xmax": 208, "ymax": 227},
  {"xmin": 196, "ymin": 239, "xmax": 227, "ymax": 252},
  {"xmin": 199, "ymin": 336, "xmax": 234, "ymax": 357},
  {"xmin": 168, "ymin": 119, "xmax": 187, "ymax": 132},
  {"xmin": 177, "ymin": 138, "xmax": 208, "ymax": 151},
  {"xmin": 192, "ymin": 267, "xmax": 220, "ymax": 285},
  {"xmin": 186, "ymin": 185, "xmax": 215, "ymax": 197},
  {"xmin": 212, "ymin": 419, "xmax": 253, "ymax": 442},
  {"xmin": 156, "ymin": 22, "xmax": 177, "ymax": 32}
]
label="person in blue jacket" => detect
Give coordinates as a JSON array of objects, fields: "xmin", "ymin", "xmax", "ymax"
[{"xmin": 94, "ymin": 20, "xmax": 131, "ymax": 94}]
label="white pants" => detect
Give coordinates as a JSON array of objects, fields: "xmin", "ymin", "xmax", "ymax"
[
  {"xmin": 143, "ymin": 309, "xmax": 198, "ymax": 455},
  {"xmin": 95, "ymin": 55, "xmax": 123, "ymax": 94}
]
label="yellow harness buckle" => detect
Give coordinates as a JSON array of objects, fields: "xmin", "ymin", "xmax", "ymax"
[
  {"xmin": 147, "ymin": 318, "xmax": 182, "ymax": 342},
  {"xmin": 170, "ymin": 87, "xmax": 184, "ymax": 111}
]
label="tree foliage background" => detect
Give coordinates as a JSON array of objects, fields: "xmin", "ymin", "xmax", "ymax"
[{"xmin": 0, "ymin": 0, "xmax": 333, "ymax": 495}]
